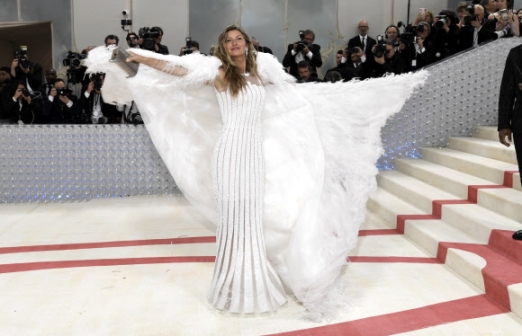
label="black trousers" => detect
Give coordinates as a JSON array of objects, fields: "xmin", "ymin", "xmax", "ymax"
[{"xmin": 514, "ymin": 133, "xmax": 522, "ymax": 187}]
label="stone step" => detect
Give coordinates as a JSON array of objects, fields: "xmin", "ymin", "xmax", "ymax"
[
  {"xmin": 439, "ymin": 242, "xmax": 522, "ymax": 315},
  {"xmin": 367, "ymin": 188, "xmax": 425, "ymax": 229},
  {"xmin": 473, "ymin": 126, "xmax": 499, "ymax": 142},
  {"xmin": 394, "ymin": 158, "xmax": 495, "ymax": 199},
  {"xmin": 421, "ymin": 147, "xmax": 518, "ymax": 187},
  {"xmin": 440, "ymin": 204, "xmax": 522, "ymax": 244},
  {"xmin": 448, "ymin": 137, "xmax": 518, "ymax": 165},
  {"xmin": 376, "ymin": 170, "xmax": 461, "ymax": 214},
  {"xmin": 477, "ymin": 187, "xmax": 522, "ymax": 223}
]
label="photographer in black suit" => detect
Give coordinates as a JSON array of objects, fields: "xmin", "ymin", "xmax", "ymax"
[
  {"xmin": 10, "ymin": 48, "xmax": 43, "ymax": 94},
  {"xmin": 80, "ymin": 73, "xmax": 123, "ymax": 124},
  {"xmin": 3, "ymin": 80, "xmax": 40, "ymax": 124},
  {"xmin": 367, "ymin": 39, "xmax": 406, "ymax": 78},
  {"xmin": 42, "ymin": 78, "xmax": 81, "ymax": 124},
  {"xmin": 282, "ymin": 29, "xmax": 322, "ymax": 79}
]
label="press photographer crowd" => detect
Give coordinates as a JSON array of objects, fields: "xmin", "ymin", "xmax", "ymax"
[{"xmin": 0, "ymin": 0, "xmax": 520, "ymax": 125}]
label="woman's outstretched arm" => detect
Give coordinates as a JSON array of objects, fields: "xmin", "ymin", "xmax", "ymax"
[{"xmin": 126, "ymin": 50, "xmax": 188, "ymax": 76}]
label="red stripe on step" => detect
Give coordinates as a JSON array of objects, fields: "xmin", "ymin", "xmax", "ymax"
[
  {"xmin": 432, "ymin": 200, "xmax": 471, "ymax": 218},
  {"xmin": 348, "ymin": 256, "xmax": 441, "ymax": 264},
  {"xmin": 269, "ymin": 295, "xmax": 508, "ymax": 336},
  {"xmin": 396, "ymin": 214, "xmax": 437, "ymax": 233},
  {"xmin": 358, "ymin": 229, "xmax": 401, "ymax": 236},
  {"xmin": 0, "ymin": 236, "xmax": 217, "ymax": 254},
  {"xmin": 504, "ymin": 170, "xmax": 519, "ymax": 188},
  {"xmin": 468, "ymin": 185, "xmax": 507, "ymax": 203},
  {"xmin": 489, "ymin": 229, "xmax": 522, "ymax": 264},
  {"xmin": 0, "ymin": 256, "xmax": 216, "ymax": 274},
  {"xmin": 437, "ymin": 242, "xmax": 522, "ymax": 310}
]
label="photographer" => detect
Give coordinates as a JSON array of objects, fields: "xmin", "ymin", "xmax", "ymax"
[
  {"xmin": 3, "ymin": 80, "xmax": 40, "ymax": 124},
  {"xmin": 0, "ymin": 67, "xmax": 13, "ymax": 121},
  {"xmin": 482, "ymin": 0, "xmax": 498, "ymax": 17},
  {"xmin": 42, "ymin": 78, "xmax": 81, "ymax": 124},
  {"xmin": 400, "ymin": 22, "xmax": 434, "ymax": 71},
  {"xmin": 368, "ymin": 39, "xmax": 405, "ymax": 78},
  {"xmin": 340, "ymin": 47, "xmax": 370, "ymax": 80},
  {"xmin": 488, "ymin": 2, "xmax": 521, "ymax": 38},
  {"xmin": 431, "ymin": 11, "xmax": 461, "ymax": 62},
  {"xmin": 179, "ymin": 39, "xmax": 201, "ymax": 56},
  {"xmin": 152, "ymin": 27, "xmax": 169, "ymax": 55},
  {"xmin": 10, "ymin": 48, "xmax": 43, "ymax": 93},
  {"xmin": 252, "ymin": 37, "xmax": 273, "ymax": 54},
  {"xmin": 80, "ymin": 73, "xmax": 123, "ymax": 124},
  {"xmin": 282, "ymin": 29, "xmax": 322, "ymax": 79},
  {"xmin": 325, "ymin": 50, "xmax": 356, "ymax": 81},
  {"xmin": 459, "ymin": 4, "xmax": 496, "ymax": 51}
]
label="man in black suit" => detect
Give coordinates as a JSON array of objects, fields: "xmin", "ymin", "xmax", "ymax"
[
  {"xmin": 39, "ymin": 69, "xmax": 57, "ymax": 97},
  {"xmin": 282, "ymin": 29, "xmax": 322, "ymax": 79},
  {"xmin": 80, "ymin": 73, "xmax": 123, "ymax": 124},
  {"xmin": 347, "ymin": 20, "xmax": 377, "ymax": 57},
  {"xmin": 498, "ymin": 44, "xmax": 522, "ymax": 188},
  {"xmin": 42, "ymin": 78, "xmax": 82, "ymax": 124},
  {"xmin": 500, "ymin": 45, "xmax": 522, "ymax": 240},
  {"xmin": 367, "ymin": 39, "xmax": 406, "ymax": 78},
  {"xmin": 340, "ymin": 47, "xmax": 371, "ymax": 80}
]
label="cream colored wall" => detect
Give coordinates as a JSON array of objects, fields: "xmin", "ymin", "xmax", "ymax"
[{"xmin": 72, "ymin": 0, "xmax": 189, "ymax": 52}]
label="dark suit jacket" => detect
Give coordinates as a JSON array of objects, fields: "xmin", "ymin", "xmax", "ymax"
[
  {"xmin": 342, "ymin": 61, "xmax": 370, "ymax": 80},
  {"xmin": 367, "ymin": 53, "xmax": 406, "ymax": 78},
  {"xmin": 325, "ymin": 65, "xmax": 356, "ymax": 82},
  {"xmin": 14, "ymin": 62, "xmax": 43, "ymax": 91},
  {"xmin": 348, "ymin": 35, "xmax": 376, "ymax": 56},
  {"xmin": 458, "ymin": 21, "xmax": 496, "ymax": 52},
  {"xmin": 42, "ymin": 95, "xmax": 82, "ymax": 124},
  {"xmin": 499, "ymin": 45, "xmax": 522, "ymax": 133},
  {"xmin": 80, "ymin": 91, "xmax": 122, "ymax": 124},
  {"xmin": 282, "ymin": 43, "xmax": 322, "ymax": 78}
]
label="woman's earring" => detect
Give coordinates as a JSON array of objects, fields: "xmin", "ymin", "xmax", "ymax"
[{"xmin": 245, "ymin": 47, "xmax": 249, "ymax": 55}]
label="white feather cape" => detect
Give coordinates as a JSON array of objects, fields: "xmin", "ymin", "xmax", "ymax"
[{"xmin": 85, "ymin": 46, "xmax": 427, "ymax": 320}]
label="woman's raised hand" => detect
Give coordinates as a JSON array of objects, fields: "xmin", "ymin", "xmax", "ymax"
[{"xmin": 126, "ymin": 50, "xmax": 142, "ymax": 64}]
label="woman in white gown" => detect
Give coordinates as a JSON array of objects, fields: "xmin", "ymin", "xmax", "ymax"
[{"xmin": 85, "ymin": 25, "xmax": 427, "ymax": 320}]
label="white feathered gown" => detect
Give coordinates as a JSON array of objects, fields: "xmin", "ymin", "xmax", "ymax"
[{"xmin": 85, "ymin": 47, "xmax": 427, "ymax": 320}]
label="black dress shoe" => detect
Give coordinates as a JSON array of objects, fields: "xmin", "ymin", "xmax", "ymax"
[{"xmin": 513, "ymin": 230, "xmax": 522, "ymax": 240}]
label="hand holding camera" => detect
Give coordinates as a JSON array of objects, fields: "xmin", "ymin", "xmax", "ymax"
[
  {"xmin": 14, "ymin": 88, "xmax": 31, "ymax": 103},
  {"xmin": 86, "ymin": 81, "xmax": 95, "ymax": 94}
]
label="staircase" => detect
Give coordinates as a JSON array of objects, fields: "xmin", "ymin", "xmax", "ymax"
[{"xmin": 367, "ymin": 126, "xmax": 522, "ymax": 318}]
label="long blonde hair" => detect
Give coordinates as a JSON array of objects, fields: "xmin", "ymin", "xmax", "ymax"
[{"xmin": 214, "ymin": 25, "xmax": 259, "ymax": 97}]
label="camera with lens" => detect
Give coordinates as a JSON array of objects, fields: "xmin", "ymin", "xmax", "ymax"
[
  {"xmin": 56, "ymin": 88, "xmax": 73, "ymax": 97},
  {"xmin": 63, "ymin": 51, "xmax": 86, "ymax": 68},
  {"xmin": 183, "ymin": 37, "xmax": 193, "ymax": 55},
  {"xmin": 397, "ymin": 21, "xmax": 425, "ymax": 45},
  {"xmin": 463, "ymin": 1, "xmax": 481, "ymax": 26},
  {"xmin": 128, "ymin": 111, "xmax": 144, "ymax": 125},
  {"xmin": 14, "ymin": 46, "xmax": 30, "ymax": 69},
  {"xmin": 296, "ymin": 31, "xmax": 307, "ymax": 52},
  {"xmin": 90, "ymin": 73, "xmax": 105, "ymax": 91},
  {"xmin": 435, "ymin": 15, "xmax": 447, "ymax": 29},
  {"xmin": 138, "ymin": 27, "xmax": 160, "ymax": 51},
  {"xmin": 20, "ymin": 88, "xmax": 30, "ymax": 97},
  {"xmin": 373, "ymin": 35, "xmax": 388, "ymax": 58}
]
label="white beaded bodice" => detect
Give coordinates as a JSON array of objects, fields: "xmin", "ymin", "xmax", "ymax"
[{"xmin": 208, "ymin": 81, "xmax": 287, "ymax": 313}]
